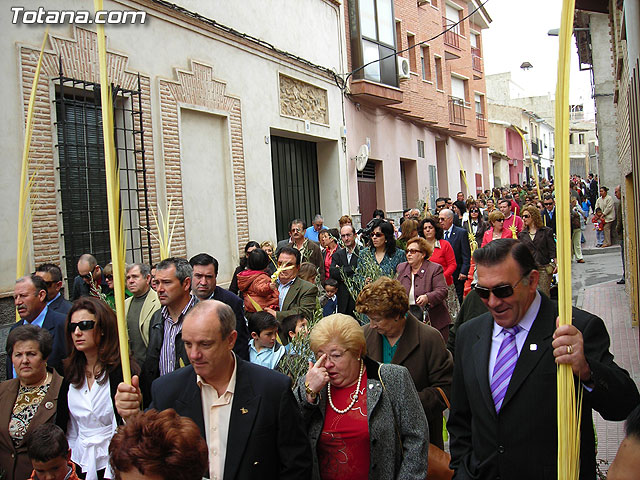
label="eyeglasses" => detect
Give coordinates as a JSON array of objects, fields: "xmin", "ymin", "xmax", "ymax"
[
  {"xmin": 318, "ymin": 350, "xmax": 347, "ymax": 363},
  {"xmin": 371, "ymin": 232, "xmax": 385, "ymax": 238},
  {"xmin": 544, "ymin": 202, "xmax": 553, "ymax": 206},
  {"xmin": 406, "ymin": 248, "xmax": 424, "ymax": 255},
  {"xmin": 68, "ymin": 320, "xmax": 96, "ymax": 332},
  {"xmin": 42, "ymin": 280, "xmax": 56, "ymax": 287},
  {"xmin": 495, "ymin": 218, "xmax": 505, "ymax": 222},
  {"xmin": 105, "ymin": 275, "xmax": 113, "ymax": 280},
  {"xmin": 438, "ymin": 218, "xmax": 446, "ymax": 222},
  {"xmin": 474, "ymin": 271, "xmax": 531, "ymax": 299},
  {"xmin": 521, "ymin": 214, "xmax": 530, "ymax": 218},
  {"xmin": 470, "ymin": 209, "xmax": 480, "ymax": 213},
  {"xmin": 79, "ymin": 273, "xmax": 92, "ymax": 281}
]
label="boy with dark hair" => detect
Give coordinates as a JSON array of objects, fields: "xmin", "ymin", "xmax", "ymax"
[
  {"xmin": 248, "ymin": 311, "xmax": 284, "ymax": 369},
  {"xmin": 321, "ymin": 278, "xmax": 339, "ymax": 317},
  {"xmin": 280, "ymin": 314, "xmax": 309, "ymax": 349},
  {"xmin": 27, "ymin": 424, "xmax": 79, "ymax": 480}
]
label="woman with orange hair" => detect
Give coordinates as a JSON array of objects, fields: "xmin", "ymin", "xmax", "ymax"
[{"xmin": 109, "ymin": 409, "xmax": 208, "ymax": 480}]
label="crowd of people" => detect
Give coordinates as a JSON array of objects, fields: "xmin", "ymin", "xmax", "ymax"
[{"xmin": 2, "ymin": 176, "xmax": 638, "ymax": 480}]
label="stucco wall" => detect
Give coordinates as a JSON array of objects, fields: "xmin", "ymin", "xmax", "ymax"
[{"xmin": 0, "ymin": 0, "xmax": 347, "ymax": 292}]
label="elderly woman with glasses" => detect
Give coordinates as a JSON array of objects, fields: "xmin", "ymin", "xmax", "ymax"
[
  {"xmin": 0, "ymin": 325, "xmax": 64, "ymax": 480},
  {"xmin": 295, "ymin": 314, "xmax": 428, "ymax": 480},
  {"xmin": 517, "ymin": 205, "xmax": 557, "ymax": 297},
  {"xmin": 357, "ymin": 278, "xmax": 453, "ymax": 450},
  {"xmin": 481, "ymin": 210, "xmax": 510, "ymax": 246},
  {"xmin": 395, "ymin": 238, "xmax": 450, "ymax": 339},
  {"xmin": 360, "ymin": 218, "xmax": 406, "ymax": 277},
  {"xmin": 57, "ymin": 297, "xmax": 139, "ymax": 480}
]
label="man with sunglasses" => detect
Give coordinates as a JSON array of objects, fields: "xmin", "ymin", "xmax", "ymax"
[
  {"xmin": 541, "ymin": 195, "xmax": 557, "ymax": 234},
  {"xmin": 448, "ymin": 239, "xmax": 639, "ymax": 480},
  {"xmin": 70, "ymin": 254, "xmax": 109, "ymax": 301},
  {"xmin": 34, "ymin": 263, "xmax": 72, "ymax": 315}
]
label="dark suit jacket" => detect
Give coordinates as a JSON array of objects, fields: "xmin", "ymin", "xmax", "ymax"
[
  {"xmin": 445, "ymin": 225, "xmax": 471, "ymax": 278},
  {"xmin": 363, "ymin": 313, "xmax": 453, "ymax": 449},
  {"xmin": 6, "ymin": 309, "xmax": 67, "ymax": 380},
  {"xmin": 462, "ymin": 219, "xmax": 488, "ymax": 243},
  {"xmin": 212, "ymin": 286, "xmax": 250, "ymax": 361},
  {"xmin": 48, "ymin": 294, "xmax": 72, "ymax": 316},
  {"xmin": 275, "ymin": 277, "xmax": 317, "ymax": 323},
  {"xmin": 149, "ymin": 361, "xmax": 312, "ymax": 480},
  {"xmin": 518, "ymin": 226, "xmax": 556, "ymax": 265},
  {"xmin": 0, "ymin": 370, "xmax": 63, "ymax": 480},
  {"xmin": 448, "ymin": 294, "xmax": 640, "ymax": 479},
  {"xmin": 329, "ymin": 246, "xmax": 359, "ymax": 317},
  {"xmin": 541, "ymin": 208, "xmax": 557, "ymax": 234}
]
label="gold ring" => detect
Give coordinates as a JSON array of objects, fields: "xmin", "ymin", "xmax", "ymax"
[{"xmin": 567, "ymin": 345, "xmax": 573, "ymax": 354}]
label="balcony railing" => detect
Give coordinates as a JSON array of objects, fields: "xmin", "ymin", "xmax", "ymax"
[
  {"xmin": 476, "ymin": 113, "xmax": 486, "ymax": 137},
  {"xmin": 471, "ymin": 46, "xmax": 482, "ymax": 73},
  {"xmin": 449, "ymin": 96, "xmax": 466, "ymax": 126},
  {"xmin": 443, "ymin": 17, "xmax": 462, "ymax": 49}
]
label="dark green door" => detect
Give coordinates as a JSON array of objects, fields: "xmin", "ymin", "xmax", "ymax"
[{"xmin": 270, "ymin": 136, "xmax": 320, "ymax": 241}]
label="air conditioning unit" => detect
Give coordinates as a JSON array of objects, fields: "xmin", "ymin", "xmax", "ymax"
[{"xmin": 397, "ymin": 56, "xmax": 410, "ymax": 80}]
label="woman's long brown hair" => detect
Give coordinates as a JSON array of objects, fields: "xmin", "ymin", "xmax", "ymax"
[{"xmin": 63, "ymin": 296, "xmax": 122, "ymax": 387}]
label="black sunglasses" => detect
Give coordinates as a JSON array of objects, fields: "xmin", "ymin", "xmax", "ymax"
[
  {"xmin": 68, "ymin": 320, "xmax": 96, "ymax": 332},
  {"xmin": 475, "ymin": 271, "xmax": 531, "ymax": 299},
  {"xmin": 469, "ymin": 209, "xmax": 480, "ymax": 213},
  {"xmin": 80, "ymin": 273, "xmax": 92, "ymax": 280}
]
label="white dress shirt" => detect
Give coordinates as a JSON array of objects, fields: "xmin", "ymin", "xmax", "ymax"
[
  {"xmin": 199, "ymin": 353, "xmax": 238, "ymax": 480},
  {"xmin": 67, "ymin": 376, "xmax": 117, "ymax": 480}
]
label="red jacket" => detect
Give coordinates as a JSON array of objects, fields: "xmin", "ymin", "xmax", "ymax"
[
  {"xmin": 428, "ymin": 240, "xmax": 456, "ymax": 285},
  {"xmin": 237, "ymin": 270, "xmax": 279, "ymax": 312},
  {"xmin": 481, "ymin": 227, "xmax": 514, "ymax": 247}
]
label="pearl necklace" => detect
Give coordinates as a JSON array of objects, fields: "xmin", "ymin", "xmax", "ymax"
[{"xmin": 327, "ymin": 359, "xmax": 364, "ymax": 414}]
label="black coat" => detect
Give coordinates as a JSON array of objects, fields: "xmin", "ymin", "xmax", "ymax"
[
  {"xmin": 518, "ymin": 226, "xmax": 557, "ymax": 266},
  {"xmin": 329, "ymin": 246, "xmax": 359, "ymax": 317},
  {"xmin": 541, "ymin": 208, "xmax": 557, "ymax": 234},
  {"xmin": 448, "ymin": 294, "xmax": 639, "ymax": 479},
  {"xmin": 149, "ymin": 360, "xmax": 312, "ymax": 480},
  {"xmin": 48, "ymin": 294, "xmax": 72, "ymax": 316},
  {"xmin": 444, "ymin": 225, "xmax": 471, "ymax": 278}
]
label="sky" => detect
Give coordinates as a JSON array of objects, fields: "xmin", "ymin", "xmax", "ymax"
[{"xmin": 481, "ymin": 0, "xmax": 595, "ymax": 119}]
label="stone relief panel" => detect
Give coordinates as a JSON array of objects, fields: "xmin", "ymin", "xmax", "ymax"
[{"xmin": 279, "ymin": 74, "xmax": 329, "ymax": 124}]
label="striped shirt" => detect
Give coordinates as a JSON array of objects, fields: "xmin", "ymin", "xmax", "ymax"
[{"xmin": 159, "ymin": 295, "xmax": 197, "ymax": 376}]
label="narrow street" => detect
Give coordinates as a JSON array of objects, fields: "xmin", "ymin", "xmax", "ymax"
[{"xmin": 572, "ymin": 223, "xmax": 638, "ymax": 474}]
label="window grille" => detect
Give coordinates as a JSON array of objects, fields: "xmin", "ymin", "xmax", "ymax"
[{"xmin": 53, "ymin": 60, "xmax": 152, "ymax": 286}]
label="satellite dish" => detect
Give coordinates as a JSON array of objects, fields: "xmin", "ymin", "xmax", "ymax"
[{"xmin": 355, "ymin": 144, "xmax": 369, "ymax": 172}]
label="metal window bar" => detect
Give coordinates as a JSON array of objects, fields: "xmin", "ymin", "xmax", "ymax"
[
  {"xmin": 476, "ymin": 112, "xmax": 487, "ymax": 137},
  {"xmin": 449, "ymin": 96, "xmax": 466, "ymax": 126},
  {"xmin": 53, "ymin": 59, "xmax": 152, "ymax": 288},
  {"xmin": 442, "ymin": 17, "xmax": 461, "ymax": 49}
]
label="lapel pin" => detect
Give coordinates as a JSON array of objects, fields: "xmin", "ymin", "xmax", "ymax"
[
  {"xmin": 44, "ymin": 401, "xmax": 54, "ymax": 410},
  {"xmin": 241, "ymin": 408, "xmax": 248, "ymax": 414},
  {"xmin": 530, "ymin": 344, "xmax": 538, "ymax": 351}
]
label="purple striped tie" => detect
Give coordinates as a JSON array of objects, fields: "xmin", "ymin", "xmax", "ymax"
[{"xmin": 491, "ymin": 325, "xmax": 521, "ymax": 413}]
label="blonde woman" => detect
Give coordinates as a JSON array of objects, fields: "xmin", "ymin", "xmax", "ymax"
[{"xmin": 295, "ymin": 314, "xmax": 428, "ymax": 480}]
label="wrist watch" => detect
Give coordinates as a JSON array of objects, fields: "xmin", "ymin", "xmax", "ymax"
[{"xmin": 304, "ymin": 382, "xmax": 318, "ymax": 399}]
